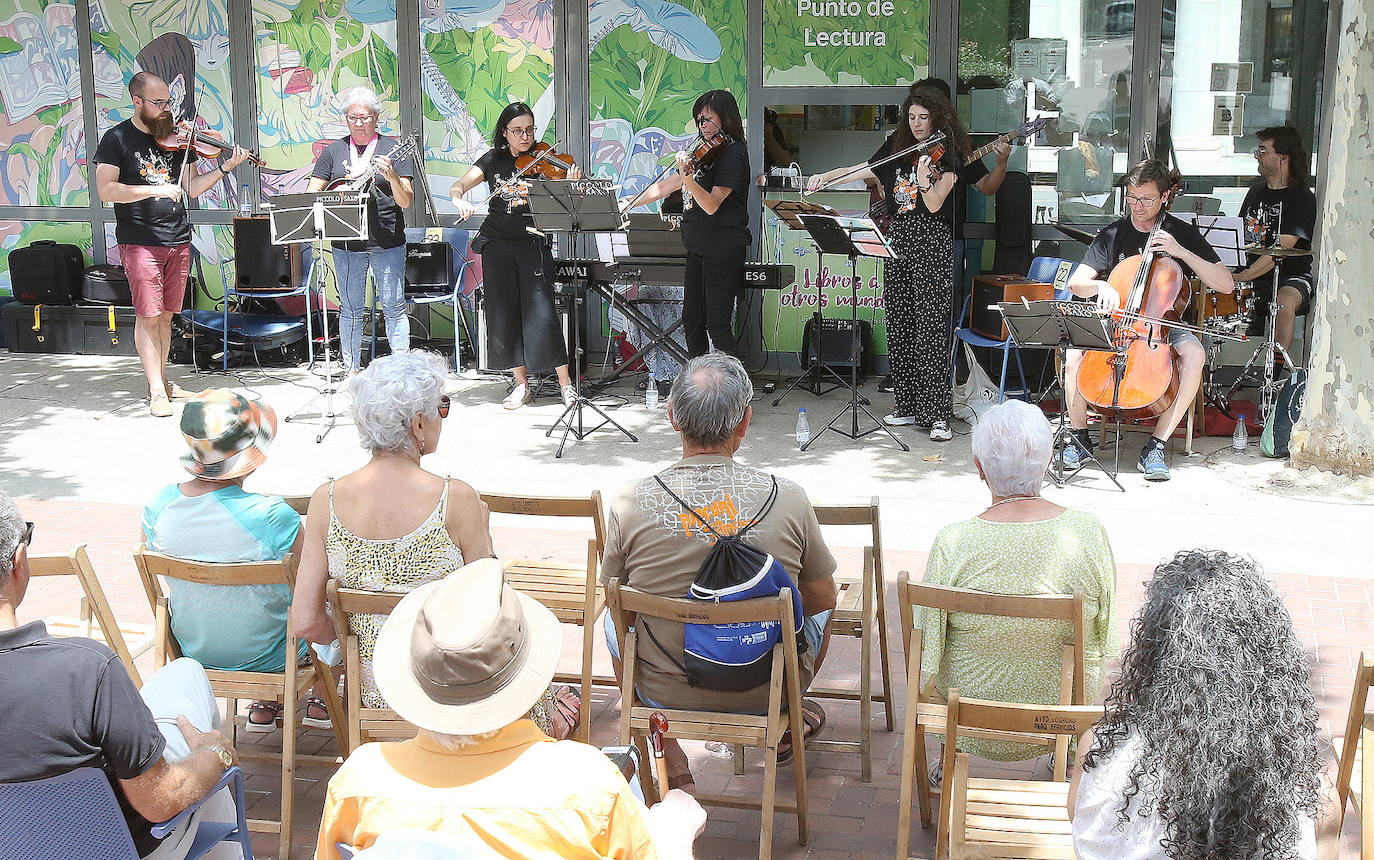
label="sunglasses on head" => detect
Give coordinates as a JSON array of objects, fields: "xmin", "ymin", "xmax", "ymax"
[
  {"xmin": 19, "ymin": 521, "xmax": 34, "ymax": 547},
  {"xmin": 438, "ymin": 395, "xmax": 450, "ymax": 418}
]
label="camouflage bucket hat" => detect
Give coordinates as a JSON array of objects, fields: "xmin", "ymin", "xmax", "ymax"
[{"xmin": 179, "ymin": 389, "xmax": 277, "ymax": 481}]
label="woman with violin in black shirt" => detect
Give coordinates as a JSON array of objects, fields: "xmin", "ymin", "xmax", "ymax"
[
  {"xmin": 807, "ymin": 90, "xmax": 967, "ymax": 442},
  {"xmin": 621, "ymin": 89, "xmax": 751, "ymax": 359},
  {"xmin": 451, "ymin": 102, "xmax": 582, "ymax": 409}
]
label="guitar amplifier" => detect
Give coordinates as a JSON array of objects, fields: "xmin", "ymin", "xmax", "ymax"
[
  {"xmin": 234, "ymin": 217, "xmax": 303, "ymax": 292},
  {"xmin": 969, "ymin": 275, "xmax": 1054, "ymax": 340},
  {"xmin": 404, "ymin": 242, "xmax": 452, "ymax": 295}
]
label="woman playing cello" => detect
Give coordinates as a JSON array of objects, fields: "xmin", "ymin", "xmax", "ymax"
[
  {"xmin": 450, "ymin": 102, "xmax": 582, "ymax": 410},
  {"xmin": 806, "ymin": 90, "xmax": 967, "ymax": 442}
]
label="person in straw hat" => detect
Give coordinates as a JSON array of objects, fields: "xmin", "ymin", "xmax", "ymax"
[
  {"xmin": 141, "ymin": 388, "xmax": 331, "ymax": 731},
  {"xmin": 316, "ymin": 558, "xmax": 707, "ymax": 860}
]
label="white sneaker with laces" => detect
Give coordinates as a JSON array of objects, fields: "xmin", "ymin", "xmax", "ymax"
[
  {"xmin": 502, "ymin": 383, "xmax": 530, "ymax": 410},
  {"xmin": 560, "ymin": 385, "xmax": 577, "ymax": 408},
  {"xmin": 929, "ymin": 421, "xmax": 953, "ymax": 442},
  {"xmin": 883, "ymin": 412, "xmax": 916, "ymax": 426}
]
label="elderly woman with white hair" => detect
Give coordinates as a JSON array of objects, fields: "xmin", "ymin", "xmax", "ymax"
[
  {"xmin": 307, "ymin": 87, "xmax": 414, "ymax": 374},
  {"xmin": 916, "ymin": 399, "xmax": 1118, "ymax": 767},
  {"xmin": 290, "ymin": 350, "xmax": 581, "ymax": 738}
]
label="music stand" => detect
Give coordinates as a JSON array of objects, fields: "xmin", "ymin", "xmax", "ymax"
[
  {"xmin": 268, "ymin": 190, "xmax": 369, "ymax": 443},
  {"xmin": 526, "ymin": 178, "xmax": 639, "ymax": 458},
  {"xmin": 998, "ymin": 300, "xmax": 1124, "ymax": 492},
  {"xmin": 767, "ymin": 199, "xmax": 845, "ymax": 404},
  {"xmin": 792, "ymin": 213, "xmax": 908, "ymax": 453}
]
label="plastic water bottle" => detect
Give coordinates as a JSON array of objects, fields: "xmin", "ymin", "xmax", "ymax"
[
  {"xmin": 795, "ymin": 408, "xmax": 811, "ymax": 448},
  {"xmin": 645, "ymin": 371, "xmax": 658, "ymax": 409},
  {"xmin": 239, "ymin": 183, "xmax": 252, "ymax": 218},
  {"xmin": 1232, "ymin": 413, "xmax": 1249, "ymax": 452}
]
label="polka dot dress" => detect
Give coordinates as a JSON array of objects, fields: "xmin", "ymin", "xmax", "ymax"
[{"xmin": 883, "ymin": 211, "xmax": 954, "ymax": 424}]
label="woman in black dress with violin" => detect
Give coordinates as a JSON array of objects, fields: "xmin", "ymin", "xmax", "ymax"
[
  {"xmin": 451, "ymin": 102, "xmax": 582, "ymax": 409},
  {"xmin": 621, "ymin": 89, "xmax": 751, "ymax": 359},
  {"xmin": 808, "ymin": 90, "xmax": 967, "ymax": 441}
]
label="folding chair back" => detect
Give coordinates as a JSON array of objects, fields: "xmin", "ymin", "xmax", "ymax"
[
  {"xmin": 1335, "ymin": 652, "xmax": 1374, "ymax": 819},
  {"xmin": 606, "ymin": 579, "xmax": 808, "ymax": 860},
  {"xmin": 480, "ymin": 490, "xmax": 606, "ymax": 741},
  {"xmin": 27, "ymin": 546, "xmax": 154, "ymax": 686},
  {"xmin": 327, "ymin": 578, "xmax": 415, "ymax": 753}
]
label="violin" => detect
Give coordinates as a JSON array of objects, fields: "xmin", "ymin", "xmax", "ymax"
[
  {"xmin": 515, "ymin": 141, "xmax": 576, "ymax": 179},
  {"xmin": 156, "ymin": 123, "xmax": 264, "ymax": 167},
  {"xmin": 1074, "ymin": 217, "xmax": 1191, "ymax": 419},
  {"xmin": 679, "ymin": 130, "xmax": 730, "ymax": 173}
]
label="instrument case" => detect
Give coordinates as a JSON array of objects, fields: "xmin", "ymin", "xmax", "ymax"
[
  {"xmin": 81, "ymin": 264, "xmax": 132, "ymax": 305},
  {"xmin": 8, "ymin": 240, "xmax": 84, "ymax": 305}
]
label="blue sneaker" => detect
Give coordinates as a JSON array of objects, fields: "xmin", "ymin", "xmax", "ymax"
[
  {"xmin": 1137, "ymin": 446, "xmax": 1171, "ymax": 481},
  {"xmin": 1058, "ymin": 441, "xmax": 1087, "ymax": 473}
]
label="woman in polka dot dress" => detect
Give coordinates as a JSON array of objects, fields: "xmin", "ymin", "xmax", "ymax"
[{"xmin": 808, "ymin": 91, "xmax": 968, "ymax": 441}]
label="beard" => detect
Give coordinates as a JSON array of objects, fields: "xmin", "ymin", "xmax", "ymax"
[{"xmin": 147, "ymin": 111, "xmax": 176, "ymax": 139}]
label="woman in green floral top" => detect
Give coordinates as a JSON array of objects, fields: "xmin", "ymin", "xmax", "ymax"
[{"xmin": 917, "ymin": 400, "xmax": 1118, "ymax": 763}]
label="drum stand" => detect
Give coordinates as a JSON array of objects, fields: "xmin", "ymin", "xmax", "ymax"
[{"xmin": 1226, "ymin": 265, "xmax": 1300, "ymax": 420}]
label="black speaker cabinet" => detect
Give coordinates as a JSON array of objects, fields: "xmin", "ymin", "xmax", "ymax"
[
  {"xmin": 404, "ymin": 242, "xmax": 453, "ymax": 295},
  {"xmin": 802, "ymin": 316, "xmax": 871, "ymax": 373},
  {"xmin": 233, "ymin": 216, "xmax": 302, "ymax": 292}
]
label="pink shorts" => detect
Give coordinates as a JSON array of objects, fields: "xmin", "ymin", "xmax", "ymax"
[{"xmin": 120, "ymin": 243, "xmax": 191, "ymax": 317}]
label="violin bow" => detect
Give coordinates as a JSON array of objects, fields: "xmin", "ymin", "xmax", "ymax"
[
  {"xmin": 483, "ymin": 135, "xmax": 569, "ymax": 205},
  {"xmin": 619, "ymin": 129, "xmax": 709, "ymax": 214},
  {"xmin": 802, "ymin": 131, "xmax": 947, "ymax": 197}
]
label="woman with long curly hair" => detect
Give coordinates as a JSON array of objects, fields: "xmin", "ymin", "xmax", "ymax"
[
  {"xmin": 807, "ymin": 90, "xmax": 969, "ymax": 441},
  {"xmin": 1068, "ymin": 550, "xmax": 1338, "ymax": 859}
]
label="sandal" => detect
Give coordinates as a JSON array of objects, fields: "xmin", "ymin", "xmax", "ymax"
[
  {"xmin": 302, "ymin": 696, "xmax": 333, "ymax": 730},
  {"xmin": 245, "ymin": 701, "xmax": 281, "ymax": 734},
  {"xmin": 776, "ymin": 699, "xmax": 827, "ymax": 766}
]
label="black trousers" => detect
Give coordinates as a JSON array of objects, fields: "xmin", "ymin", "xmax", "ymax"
[
  {"xmin": 480, "ymin": 236, "xmax": 568, "ymax": 373},
  {"xmin": 683, "ymin": 246, "xmax": 745, "ymax": 358}
]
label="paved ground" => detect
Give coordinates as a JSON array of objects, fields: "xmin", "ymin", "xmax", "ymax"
[{"xmin": 4, "ymin": 351, "xmax": 1370, "ymax": 858}]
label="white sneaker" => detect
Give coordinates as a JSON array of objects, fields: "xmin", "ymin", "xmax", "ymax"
[
  {"xmin": 929, "ymin": 421, "xmax": 953, "ymax": 442},
  {"xmin": 883, "ymin": 412, "xmax": 916, "ymax": 426},
  {"xmin": 502, "ymin": 383, "xmax": 530, "ymax": 410},
  {"xmin": 560, "ymin": 385, "xmax": 577, "ymax": 408}
]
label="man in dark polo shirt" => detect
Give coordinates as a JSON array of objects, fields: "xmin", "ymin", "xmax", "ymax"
[{"xmin": 0, "ymin": 490, "xmax": 238, "ymax": 857}]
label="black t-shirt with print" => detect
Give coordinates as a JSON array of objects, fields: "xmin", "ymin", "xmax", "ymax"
[
  {"xmin": 870, "ymin": 138, "xmax": 962, "ymax": 224},
  {"xmin": 1080, "ymin": 212, "xmax": 1222, "ymax": 279},
  {"xmin": 870, "ymin": 134, "xmax": 986, "ymax": 236},
  {"xmin": 1238, "ymin": 181, "xmax": 1316, "ymax": 278},
  {"xmin": 93, "ymin": 119, "xmax": 193, "ymax": 247},
  {"xmin": 311, "ymin": 136, "xmax": 414, "ymax": 251},
  {"xmin": 474, "ymin": 147, "xmax": 540, "ymax": 242},
  {"xmin": 681, "ymin": 139, "xmax": 751, "ymax": 255}
]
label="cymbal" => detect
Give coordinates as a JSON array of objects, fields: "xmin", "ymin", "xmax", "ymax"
[
  {"xmin": 1242, "ymin": 244, "xmax": 1313, "ymax": 258},
  {"xmin": 1054, "ymin": 224, "xmax": 1099, "ymax": 245}
]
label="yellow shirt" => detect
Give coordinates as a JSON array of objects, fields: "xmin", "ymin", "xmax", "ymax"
[{"xmin": 317, "ymin": 720, "xmax": 658, "ymax": 859}]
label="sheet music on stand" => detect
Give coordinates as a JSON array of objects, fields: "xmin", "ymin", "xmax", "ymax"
[
  {"xmin": 526, "ymin": 178, "xmax": 625, "ymax": 234},
  {"xmin": 1172, "ymin": 213, "xmax": 1244, "ymax": 268},
  {"xmin": 266, "ymin": 190, "xmax": 368, "ymax": 245},
  {"xmin": 764, "ymin": 198, "xmax": 837, "ymax": 230},
  {"xmin": 796, "ymin": 213, "xmax": 895, "ymax": 259}
]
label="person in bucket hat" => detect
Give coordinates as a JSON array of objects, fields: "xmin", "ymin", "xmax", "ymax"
[
  {"xmin": 143, "ymin": 388, "xmax": 333, "ymax": 731},
  {"xmin": 316, "ymin": 559, "xmax": 707, "ymax": 860}
]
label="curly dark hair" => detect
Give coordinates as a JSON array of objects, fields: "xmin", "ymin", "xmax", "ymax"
[
  {"xmin": 1082, "ymin": 550, "xmax": 1323, "ymax": 860},
  {"xmin": 890, "ymin": 89, "xmax": 970, "ymax": 164}
]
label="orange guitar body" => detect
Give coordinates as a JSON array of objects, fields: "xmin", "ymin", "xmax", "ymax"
[{"xmin": 1074, "ymin": 251, "xmax": 1190, "ymax": 420}]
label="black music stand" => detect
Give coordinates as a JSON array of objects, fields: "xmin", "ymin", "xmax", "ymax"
[
  {"xmin": 526, "ymin": 178, "xmax": 639, "ymax": 458},
  {"xmin": 268, "ymin": 190, "xmax": 369, "ymax": 443},
  {"xmin": 793, "ymin": 214, "xmax": 908, "ymax": 453},
  {"xmin": 766, "ymin": 199, "xmax": 844, "ymax": 403},
  {"xmin": 999, "ymin": 300, "xmax": 1124, "ymax": 492}
]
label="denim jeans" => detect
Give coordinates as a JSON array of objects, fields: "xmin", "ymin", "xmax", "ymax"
[{"xmin": 332, "ymin": 244, "xmax": 408, "ymax": 370}]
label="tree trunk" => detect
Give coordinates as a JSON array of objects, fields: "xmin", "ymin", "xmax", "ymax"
[{"xmin": 1288, "ymin": 0, "xmax": 1374, "ymax": 475}]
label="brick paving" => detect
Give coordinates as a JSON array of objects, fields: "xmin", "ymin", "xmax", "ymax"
[{"xmin": 12, "ymin": 496, "xmax": 1366, "ymax": 858}]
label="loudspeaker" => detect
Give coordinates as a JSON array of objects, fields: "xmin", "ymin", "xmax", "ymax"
[
  {"xmin": 803, "ymin": 317, "xmax": 871, "ymax": 373},
  {"xmin": 233, "ymin": 216, "xmax": 302, "ymax": 292},
  {"xmin": 404, "ymin": 242, "xmax": 452, "ymax": 295},
  {"xmin": 969, "ymin": 275, "xmax": 1054, "ymax": 340},
  {"xmin": 474, "ymin": 287, "xmax": 579, "ymax": 374}
]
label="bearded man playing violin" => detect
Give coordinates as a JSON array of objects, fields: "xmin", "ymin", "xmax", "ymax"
[
  {"xmin": 95, "ymin": 71, "xmax": 250, "ymax": 417},
  {"xmin": 1060, "ymin": 159, "xmax": 1234, "ymax": 482}
]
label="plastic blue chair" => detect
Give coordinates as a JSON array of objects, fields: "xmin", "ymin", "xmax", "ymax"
[{"xmin": 0, "ymin": 765, "xmax": 254, "ymax": 860}]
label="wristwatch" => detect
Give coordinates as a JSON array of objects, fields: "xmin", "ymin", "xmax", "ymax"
[{"xmin": 204, "ymin": 743, "xmax": 233, "ymax": 770}]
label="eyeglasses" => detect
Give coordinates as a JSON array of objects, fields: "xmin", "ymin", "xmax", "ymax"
[
  {"xmin": 139, "ymin": 97, "xmax": 172, "ymax": 109},
  {"xmin": 19, "ymin": 521, "xmax": 34, "ymax": 547},
  {"xmin": 437, "ymin": 395, "xmax": 450, "ymax": 419},
  {"xmin": 506, "ymin": 127, "xmax": 536, "ymax": 138},
  {"xmin": 695, "ymin": 115, "xmax": 716, "ymax": 127},
  {"xmin": 1124, "ymin": 194, "xmax": 1160, "ymax": 208},
  {"xmin": 345, "ymin": 114, "xmax": 376, "ymax": 125},
  {"xmin": 1252, "ymin": 147, "xmax": 1276, "ymax": 156}
]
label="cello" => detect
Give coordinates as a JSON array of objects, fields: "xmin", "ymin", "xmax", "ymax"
[{"xmin": 1074, "ymin": 217, "xmax": 1192, "ymax": 419}]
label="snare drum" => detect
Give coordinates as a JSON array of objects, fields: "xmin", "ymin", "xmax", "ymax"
[{"xmin": 1190, "ymin": 278, "xmax": 1253, "ymax": 330}]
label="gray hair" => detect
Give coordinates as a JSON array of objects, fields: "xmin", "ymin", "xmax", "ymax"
[
  {"xmin": 970, "ymin": 400, "xmax": 1053, "ymax": 497},
  {"xmin": 0, "ymin": 489, "xmax": 24, "ymax": 580},
  {"xmin": 417, "ymin": 728, "xmax": 501, "ymax": 751},
  {"xmin": 339, "ymin": 86, "xmax": 382, "ymax": 117},
  {"xmin": 667, "ymin": 353, "xmax": 753, "ymax": 447},
  {"xmin": 350, "ymin": 350, "xmax": 449, "ymax": 454}
]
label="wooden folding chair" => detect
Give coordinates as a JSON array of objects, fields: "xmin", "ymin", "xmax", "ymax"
[
  {"xmin": 480, "ymin": 490, "xmax": 608, "ymax": 743},
  {"xmin": 279, "ymin": 494, "xmax": 311, "ymax": 517},
  {"xmin": 28, "ymin": 545, "xmax": 155, "ymax": 686},
  {"xmin": 805, "ymin": 498, "xmax": 896, "ymax": 782},
  {"xmin": 896, "ymin": 573, "xmax": 1088, "ymax": 860},
  {"xmin": 941, "ymin": 692, "xmax": 1103, "ymax": 859},
  {"xmin": 133, "ymin": 547, "xmax": 346, "ymax": 860},
  {"xmin": 1334, "ymin": 651, "xmax": 1374, "ymax": 852},
  {"xmin": 606, "ymin": 579, "xmax": 809, "ymax": 860},
  {"xmin": 325, "ymin": 578, "xmax": 417, "ymax": 753}
]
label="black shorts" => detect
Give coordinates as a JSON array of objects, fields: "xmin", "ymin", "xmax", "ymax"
[{"xmin": 1248, "ymin": 273, "xmax": 1314, "ymax": 334}]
